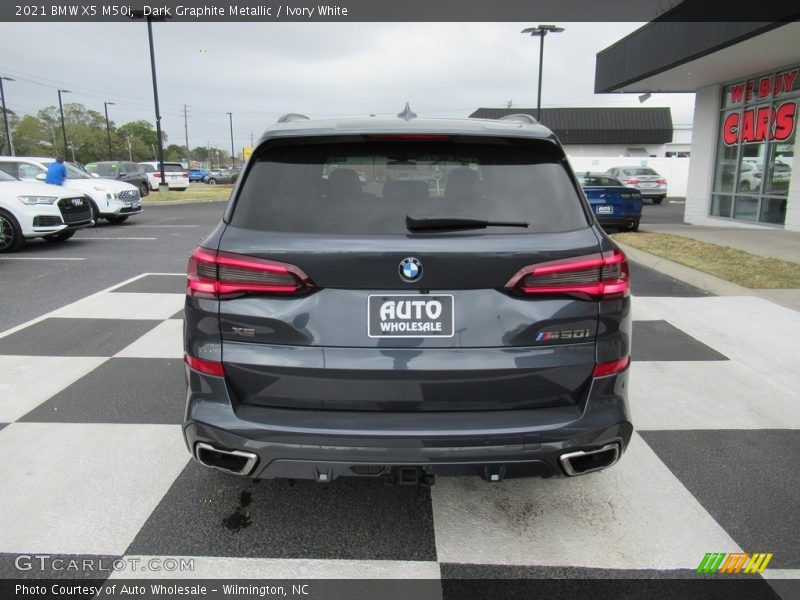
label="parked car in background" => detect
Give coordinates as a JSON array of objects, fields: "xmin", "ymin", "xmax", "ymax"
[
  {"xmin": 605, "ymin": 166, "xmax": 667, "ymax": 204},
  {"xmin": 737, "ymin": 161, "xmax": 763, "ymax": 192},
  {"xmin": 577, "ymin": 172, "xmax": 643, "ymax": 232},
  {"xmin": 84, "ymin": 161, "xmax": 150, "ymax": 197},
  {"xmin": 189, "ymin": 168, "xmax": 209, "ymax": 182},
  {"xmin": 183, "ymin": 112, "xmax": 632, "ymax": 484},
  {"xmin": 203, "ymin": 168, "xmax": 236, "ymax": 185},
  {"xmin": 0, "ymin": 168, "xmax": 93, "ymax": 252},
  {"xmin": 0, "ymin": 156, "xmax": 142, "ymax": 223},
  {"xmin": 139, "ymin": 161, "xmax": 189, "ymax": 191}
]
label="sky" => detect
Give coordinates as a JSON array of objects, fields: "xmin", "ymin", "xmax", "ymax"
[{"xmin": 0, "ymin": 21, "xmax": 695, "ymax": 153}]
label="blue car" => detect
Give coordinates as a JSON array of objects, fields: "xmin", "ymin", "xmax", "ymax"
[
  {"xmin": 578, "ymin": 172, "xmax": 643, "ymax": 232},
  {"xmin": 188, "ymin": 168, "xmax": 208, "ymax": 182}
]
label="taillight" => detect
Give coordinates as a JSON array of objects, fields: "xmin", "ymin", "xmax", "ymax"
[
  {"xmin": 593, "ymin": 356, "xmax": 630, "ymax": 377},
  {"xmin": 185, "ymin": 354, "xmax": 225, "ymax": 377},
  {"xmin": 753, "ymin": 172, "xmax": 762, "ymax": 179},
  {"xmin": 153, "ymin": 171, "xmax": 161, "ymax": 178},
  {"xmin": 187, "ymin": 247, "xmax": 315, "ymax": 299},
  {"xmin": 624, "ymin": 178, "xmax": 640, "ymax": 185},
  {"xmin": 656, "ymin": 178, "xmax": 667, "ymax": 184},
  {"xmin": 183, "ymin": 172, "xmax": 189, "ymax": 178},
  {"xmin": 505, "ymin": 248, "xmax": 629, "ymax": 300}
]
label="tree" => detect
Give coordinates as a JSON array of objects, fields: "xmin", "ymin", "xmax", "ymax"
[
  {"xmin": 10, "ymin": 115, "xmax": 52, "ymax": 156},
  {"xmin": 0, "ymin": 107, "xmax": 20, "ymax": 154}
]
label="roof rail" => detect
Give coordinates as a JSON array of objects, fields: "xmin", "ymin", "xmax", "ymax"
[
  {"xmin": 277, "ymin": 113, "xmax": 310, "ymax": 123},
  {"xmin": 499, "ymin": 113, "xmax": 539, "ymax": 125}
]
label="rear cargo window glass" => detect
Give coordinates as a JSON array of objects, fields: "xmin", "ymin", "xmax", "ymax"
[
  {"xmin": 163, "ymin": 164, "xmax": 183, "ymax": 172},
  {"xmin": 232, "ymin": 139, "xmax": 588, "ymax": 234},
  {"xmin": 622, "ymin": 168, "xmax": 658, "ymax": 176}
]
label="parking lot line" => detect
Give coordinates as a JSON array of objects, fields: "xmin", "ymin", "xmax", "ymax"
[
  {"xmin": 0, "ymin": 257, "xmax": 85, "ymax": 261},
  {"xmin": 80, "ymin": 237, "xmax": 158, "ymax": 240}
]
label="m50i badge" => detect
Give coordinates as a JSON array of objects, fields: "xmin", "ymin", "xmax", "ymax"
[{"xmin": 536, "ymin": 328, "xmax": 592, "ymax": 342}]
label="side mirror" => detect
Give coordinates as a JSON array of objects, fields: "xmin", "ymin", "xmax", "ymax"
[
  {"xmin": 35, "ymin": 173, "xmax": 46, "ymax": 181},
  {"xmin": 117, "ymin": 170, "xmax": 127, "ymax": 177}
]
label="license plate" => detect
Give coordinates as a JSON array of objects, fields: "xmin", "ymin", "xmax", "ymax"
[
  {"xmin": 640, "ymin": 182, "xmax": 656, "ymax": 187},
  {"xmin": 595, "ymin": 205, "xmax": 613, "ymax": 215},
  {"xmin": 368, "ymin": 294, "xmax": 454, "ymax": 338}
]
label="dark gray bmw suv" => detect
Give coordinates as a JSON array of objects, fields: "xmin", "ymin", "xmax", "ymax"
[{"xmin": 183, "ymin": 111, "xmax": 632, "ymax": 484}]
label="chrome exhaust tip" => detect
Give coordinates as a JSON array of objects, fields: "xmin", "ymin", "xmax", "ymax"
[
  {"xmin": 195, "ymin": 442, "xmax": 258, "ymax": 476},
  {"xmin": 559, "ymin": 443, "xmax": 620, "ymax": 476}
]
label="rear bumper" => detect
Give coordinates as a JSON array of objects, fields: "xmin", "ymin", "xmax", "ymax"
[
  {"xmin": 597, "ymin": 215, "xmax": 640, "ymax": 230},
  {"xmin": 183, "ymin": 365, "xmax": 632, "ymax": 481}
]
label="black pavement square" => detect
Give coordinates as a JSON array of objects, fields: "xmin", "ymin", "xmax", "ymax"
[
  {"xmin": 111, "ymin": 274, "xmax": 186, "ymax": 295},
  {"xmin": 19, "ymin": 358, "xmax": 185, "ymax": 424},
  {"xmin": 629, "ymin": 263, "xmax": 711, "ymax": 298},
  {"xmin": 0, "ymin": 318, "xmax": 160, "ymax": 357},
  {"xmin": 126, "ymin": 461, "xmax": 437, "ymax": 561},
  {"xmin": 641, "ymin": 430, "xmax": 800, "ymax": 569},
  {"xmin": 170, "ymin": 310, "xmax": 184, "ymax": 320},
  {"xmin": 0, "ymin": 553, "xmax": 120, "ymax": 579},
  {"xmin": 632, "ymin": 320, "xmax": 728, "ymax": 362}
]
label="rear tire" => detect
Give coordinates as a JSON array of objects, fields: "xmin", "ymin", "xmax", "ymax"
[
  {"xmin": 139, "ymin": 182, "xmax": 149, "ymax": 197},
  {"xmin": 207, "ymin": 178, "xmax": 216, "ymax": 186},
  {"xmin": 631, "ymin": 220, "xmax": 640, "ymax": 232},
  {"xmin": 652, "ymin": 197, "xmax": 664, "ymax": 205},
  {"xmin": 106, "ymin": 215, "xmax": 129, "ymax": 224},
  {"xmin": 44, "ymin": 230, "xmax": 75, "ymax": 242},
  {"xmin": 0, "ymin": 210, "xmax": 25, "ymax": 253}
]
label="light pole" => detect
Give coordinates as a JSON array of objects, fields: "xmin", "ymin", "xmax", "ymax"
[
  {"xmin": 521, "ymin": 24, "xmax": 564, "ymax": 121},
  {"xmin": 133, "ymin": 10, "xmax": 170, "ymax": 188},
  {"xmin": 57, "ymin": 89, "xmax": 70, "ymax": 156},
  {"xmin": 104, "ymin": 101, "xmax": 115, "ymax": 160},
  {"xmin": 1, "ymin": 76, "xmax": 14, "ymax": 156},
  {"xmin": 227, "ymin": 112, "xmax": 235, "ymax": 168}
]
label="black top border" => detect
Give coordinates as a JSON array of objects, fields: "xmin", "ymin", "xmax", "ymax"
[{"xmin": 2, "ymin": 0, "xmax": 800, "ymax": 23}]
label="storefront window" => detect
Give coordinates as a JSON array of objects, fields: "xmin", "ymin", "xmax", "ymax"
[{"xmin": 712, "ymin": 65, "xmax": 798, "ymax": 226}]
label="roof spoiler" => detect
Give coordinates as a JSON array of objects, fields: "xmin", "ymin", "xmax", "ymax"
[
  {"xmin": 277, "ymin": 113, "xmax": 310, "ymax": 123},
  {"xmin": 499, "ymin": 114, "xmax": 539, "ymax": 125}
]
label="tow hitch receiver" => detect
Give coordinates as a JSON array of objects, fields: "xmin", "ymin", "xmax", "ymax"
[{"xmin": 384, "ymin": 466, "xmax": 435, "ymax": 486}]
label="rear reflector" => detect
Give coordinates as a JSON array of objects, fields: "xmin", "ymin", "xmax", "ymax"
[
  {"xmin": 185, "ymin": 354, "xmax": 225, "ymax": 377},
  {"xmin": 505, "ymin": 248, "xmax": 629, "ymax": 300},
  {"xmin": 187, "ymin": 247, "xmax": 315, "ymax": 299},
  {"xmin": 593, "ymin": 356, "xmax": 630, "ymax": 378}
]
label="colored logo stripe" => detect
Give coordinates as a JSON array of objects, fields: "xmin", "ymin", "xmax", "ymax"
[{"xmin": 697, "ymin": 553, "xmax": 773, "ymax": 574}]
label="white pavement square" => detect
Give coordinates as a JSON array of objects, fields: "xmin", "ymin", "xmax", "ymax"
[
  {"xmin": 115, "ymin": 319, "xmax": 184, "ymax": 359},
  {"xmin": 630, "ymin": 361, "xmax": 800, "ymax": 430},
  {"xmin": 430, "ymin": 433, "xmax": 741, "ymax": 570},
  {"xmin": 49, "ymin": 293, "xmax": 184, "ymax": 321},
  {"xmin": 0, "ymin": 355, "xmax": 108, "ymax": 422},
  {"xmin": 0, "ymin": 423, "xmax": 189, "ymax": 555}
]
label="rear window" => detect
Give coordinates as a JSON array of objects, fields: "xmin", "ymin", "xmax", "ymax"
[
  {"xmin": 231, "ymin": 139, "xmax": 588, "ymax": 234},
  {"xmin": 163, "ymin": 163, "xmax": 184, "ymax": 173},
  {"xmin": 85, "ymin": 163, "xmax": 117, "ymax": 177},
  {"xmin": 579, "ymin": 174, "xmax": 621, "ymax": 187},
  {"xmin": 622, "ymin": 168, "xmax": 658, "ymax": 176}
]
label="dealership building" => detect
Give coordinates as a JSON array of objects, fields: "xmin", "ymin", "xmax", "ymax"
[{"xmin": 596, "ymin": 20, "xmax": 800, "ymax": 231}]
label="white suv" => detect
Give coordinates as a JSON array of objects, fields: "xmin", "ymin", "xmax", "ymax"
[
  {"xmin": 139, "ymin": 161, "xmax": 189, "ymax": 191},
  {"xmin": 0, "ymin": 157, "xmax": 143, "ymax": 223},
  {"xmin": 0, "ymin": 168, "xmax": 93, "ymax": 252}
]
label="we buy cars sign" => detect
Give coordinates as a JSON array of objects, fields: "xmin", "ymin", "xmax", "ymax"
[{"xmin": 722, "ymin": 68, "xmax": 798, "ymax": 146}]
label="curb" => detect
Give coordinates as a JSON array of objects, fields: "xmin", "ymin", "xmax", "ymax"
[
  {"xmin": 615, "ymin": 240, "xmax": 800, "ymax": 312},
  {"xmin": 142, "ymin": 197, "xmax": 230, "ymax": 206}
]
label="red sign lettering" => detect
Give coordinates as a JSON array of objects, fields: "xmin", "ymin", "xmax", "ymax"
[
  {"xmin": 728, "ymin": 69, "xmax": 799, "ymax": 104},
  {"xmin": 722, "ymin": 101, "xmax": 797, "ymax": 145}
]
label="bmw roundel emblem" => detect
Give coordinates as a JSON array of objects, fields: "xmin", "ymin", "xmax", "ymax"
[{"xmin": 399, "ymin": 257, "xmax": 423, "ymax": 282}]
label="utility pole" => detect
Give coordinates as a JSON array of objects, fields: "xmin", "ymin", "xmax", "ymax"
[
  {"xmin": 57, "ymin": 89, "xmax": 70, "ymax": 157},
  {"xmin": 183, "ymin": 104, "xmax": 190, "ymax": 168},
  {"xmin": 227, "ymin": 112, "xmax": 235, "ymax": 169},
  {"xmin": 104, "ymin": 101, "xmax": 115, "ymax": 160},
  {"xmin": 0, "ymin": 76, "xmax": 14, "ymax": 156}
]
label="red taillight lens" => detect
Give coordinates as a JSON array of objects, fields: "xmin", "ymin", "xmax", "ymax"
[
  {"xmin": 183, "ymin": 172, "xmax": 189, "ymax": 178},
  {"xmin": 593, "ymin": 356, "xmax": 630, "ymax": 377},
  {"xmin": 154, "ymin": 172, "xmax": 161, "ymax": 177},
  {"xmin": 185, "ymin": 354, "xmax": 225, "ymax": 377},
  {"xmin": 624, "ymin": 178, "xmax": 640, "ymax": 185},
  {"xmin": 753, "ymin": 172, "xmax": 762, "ymax": 178},
  {"xmin": 505, "ymin": 248, "xmax": 629, "ymax": 300},
  {"xmin": 187, "ymin": 247, "xmax": 315, "ymax": 299},
  {"xmin": 656, "ymin": 178, "xmax": 667, "ymax": 184}
]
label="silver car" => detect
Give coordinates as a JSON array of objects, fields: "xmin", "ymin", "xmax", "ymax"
[{"xmin": 605, "ymin": 166, "xmax": 667, "ymax": 204}]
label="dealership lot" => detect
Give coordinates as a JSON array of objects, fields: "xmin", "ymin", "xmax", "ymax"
[{"xmin": 0, "ymin": 203, "xmax": 797, "ymax": 591}]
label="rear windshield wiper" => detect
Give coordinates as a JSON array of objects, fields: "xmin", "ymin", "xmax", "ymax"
[{"xmin": 406, "ymin": 214, "xmax": 529, "ymax": 231}]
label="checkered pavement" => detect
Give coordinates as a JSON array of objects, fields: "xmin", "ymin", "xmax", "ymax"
[{"xmin": 0, "ymin": 272, "xmax": 798, "ymax": 590}]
